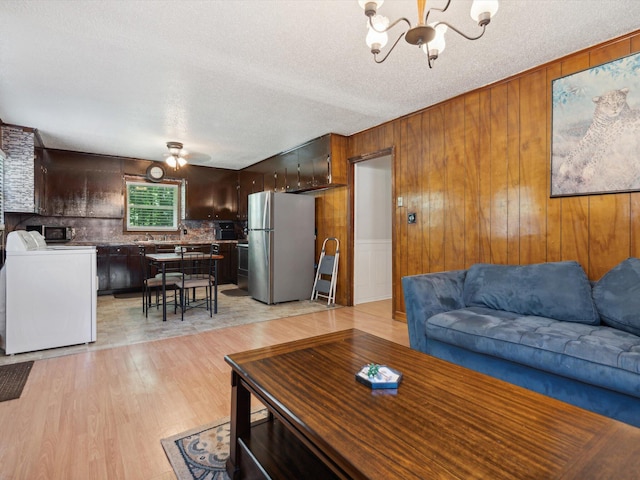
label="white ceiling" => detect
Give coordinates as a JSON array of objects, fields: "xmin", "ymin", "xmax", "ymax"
[{"xmin": 1, "ymin": 1, "xmax": 639, "ymax": 170}]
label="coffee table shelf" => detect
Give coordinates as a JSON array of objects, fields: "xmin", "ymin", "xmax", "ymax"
[{"xmin": 236, "ymin": 417, "xmax": 340, "ymax": 480}]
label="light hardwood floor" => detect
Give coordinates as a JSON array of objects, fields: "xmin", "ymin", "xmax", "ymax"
[{"xmin": 0, "ymin": 299, "xmax": 405, "ymax": 479}]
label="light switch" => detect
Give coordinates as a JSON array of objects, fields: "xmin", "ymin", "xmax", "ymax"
[{"xmin": 397, "ymin": 196, "xmax": 403, "ymax": 207}]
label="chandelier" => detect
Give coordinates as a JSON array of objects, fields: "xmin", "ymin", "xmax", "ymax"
[
  {"xmin": 359, "ymin": 0, "xmax": 499, "ymax": 67},
  {"xmin": 165, "ymin": 141, "xmax": 187, "ymax": 169}
]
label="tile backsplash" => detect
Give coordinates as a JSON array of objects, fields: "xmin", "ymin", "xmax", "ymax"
[{"xmin": 5, "ymin": 214, "xmax": 246, "ymax": 245}]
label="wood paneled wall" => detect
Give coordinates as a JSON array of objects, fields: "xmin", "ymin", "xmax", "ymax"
[
  {"xmin": 340, "ymin": 30, "xmax": 640, "ymax": 320},
  {"xmin": 312, "ymin": 134, "xmax": 350, "ymax": 306}
]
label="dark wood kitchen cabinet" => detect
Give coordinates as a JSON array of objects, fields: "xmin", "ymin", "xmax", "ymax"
[
  {"xmin": 241, "ymin": 133, "xmax": 346, "ymax": 195},
  {"xmin": 185, "ymin": 166, "xmax": 215, "ymax": 220},
  {"xmin": 96, "ymin": 242, "xmax": 238, "ymax": 295},
  {"xmin": 258, "ymin": 150, "xmax": 297, "ymax": 193},
  {"xmin": 297, "ymin": 134, "xmax": 332, "ymax": 190},
  {"xmin": 97, "ymin": 244, "xmax": 141, "ymax": 294},
  {"xmin": 108, "ymin": 245, "xmax": 130, "ymax": 290},
  {"xmin": 237, "ymin": 170, "xmax": 264, "ymax": 220},
  {"xmin": 96, "ymin": 246, "xmax": 110, "ymax": 293},
  {"xmin": 213, "ymin": 170, "xmax": 238, "ymax": 220},
  {"xmin": 215, "ymin": 243, "xmax": 238, "ymax": 284},
  {"xmin": 42, "ymin": 150, "xmax": 123, "ymax": 218},
  {"xmin": 185, "ymin": 165, "xmax": 238, "ymax": 220}
]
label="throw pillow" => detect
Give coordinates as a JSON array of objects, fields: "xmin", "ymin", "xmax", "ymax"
[
  {"xmin": 463, "ymin": 261, "xmax": 600, "ymax": 325},
  {"xmin": 592, "ymin": 257, "xmax": 640, "ymax": 336}
]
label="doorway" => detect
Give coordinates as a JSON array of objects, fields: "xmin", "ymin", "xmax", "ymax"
[{"xmin": 353, "ymin": 154, "xmax": 392, "ymax": 305}]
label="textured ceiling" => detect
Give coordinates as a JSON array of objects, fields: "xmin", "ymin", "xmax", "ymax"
[{"xmin": 1, "ymin": 1, "xmax": 639, "ymax": 170}]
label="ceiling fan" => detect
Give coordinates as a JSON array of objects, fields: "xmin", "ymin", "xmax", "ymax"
[{"xmin": 161, "ymin": 141, "xmax": 212, "ymax": 169}]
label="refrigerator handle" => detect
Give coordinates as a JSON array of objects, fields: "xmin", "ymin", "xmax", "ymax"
[
  {"xmin": 263, "ymin": 193, "xmax": 270, "ymax": 229},
  {"xmin": 263, "ymin": 231, "xmax": 269, "ymax": 272}
]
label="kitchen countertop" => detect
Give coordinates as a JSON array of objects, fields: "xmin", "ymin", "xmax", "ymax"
[{"xmin": 67, "ymin": 239, "xmax": 245, "ymax": 246}]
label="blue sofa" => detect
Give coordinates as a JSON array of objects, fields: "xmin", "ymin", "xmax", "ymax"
[{"xmin": 402, "ymin": 259, "xmax": 640, "ymax": 427}]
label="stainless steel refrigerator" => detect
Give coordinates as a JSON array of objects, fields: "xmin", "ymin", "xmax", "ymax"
[{"xmin": 248, "ymin": 191, "xmax": 315, "ymax": 304}]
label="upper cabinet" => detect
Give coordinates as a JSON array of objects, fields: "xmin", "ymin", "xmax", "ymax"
[
  {"xmin": 185, "ymin": 165, "xmax": 238, "ymax": 220},
  {"xmin": 247, "ymin": 133, "xmax": 347, "ymax": 195},
  {"xmin": 235, "ymin": 133, "xmax": 347, "ymax": 219},
  {"xmin": 41, "ymin": 150, "xmax": 124, "ymax": 218},
  {"xmin": 237, "ymin": 170, "xmax": 264, "ymax": 220},
  {"xmin": 297, "ymin": 134, "xmax": 347, "ymax": 190}
]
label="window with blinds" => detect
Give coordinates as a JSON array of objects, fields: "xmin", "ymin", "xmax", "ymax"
[{"xmin": 125, "ymin": 181, "xmax": 179, "ymax": 231}]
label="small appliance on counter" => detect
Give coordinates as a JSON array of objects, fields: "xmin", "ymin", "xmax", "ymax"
[
  {"xmin": 215, "ymin": 220, "xmax": 237, "ymax": 240},
  {"xmin": 26, "ymin": 225, "xmax": 74, "ymax": 243}
]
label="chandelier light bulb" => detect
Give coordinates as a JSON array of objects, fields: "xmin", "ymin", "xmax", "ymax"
[
  {"xmin": 166, "ymin": 156, "xmax": 177, "ymax": 168},
  {"xmin": 177, "ymin": 156, "xmax": 187, "ymax": 167},
  {"xmin": 358, "ymin": 0, "xmax": 384, "ymax": 16},
  {"xmin": 423, "ymin": 23, "xmax": 447, "ymax": 57},
  {"xmin": 366, "ymin": 14, "xmax": 389, "ymax": 51},
  {"xmin": 470, "ymin": 0, "xmax": 499, "ymax": 25}
]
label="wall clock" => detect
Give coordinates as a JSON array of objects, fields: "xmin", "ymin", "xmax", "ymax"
[{"xmin": 146, "ymin": 164, "xmax": 165, "ymax": 182}]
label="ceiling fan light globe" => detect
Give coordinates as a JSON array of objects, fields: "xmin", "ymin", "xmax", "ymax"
[
  {"xmin": 166, "ymin": 156, "xmax": 177, "ymax": 168},
  {"xmin": 177, "ymin": 157, "xmax": 187, "ymax": 167}
]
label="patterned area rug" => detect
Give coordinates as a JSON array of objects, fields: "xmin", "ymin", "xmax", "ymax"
[
  {"xmin": 0, "ymin": 361, "xmax": 34, "ymax": 402},
  {"xmin": 161, "ymin": 409, "xmax": 268, "ymax": 480}
]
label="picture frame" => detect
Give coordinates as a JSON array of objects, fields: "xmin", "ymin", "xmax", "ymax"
[{"xmin": 550, "ymin": 51, "xmax": 640, "ymax": 197}]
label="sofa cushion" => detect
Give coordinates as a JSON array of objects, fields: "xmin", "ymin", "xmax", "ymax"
[
  {"xmin": 463, "ymin": 261, "xmax": 599, "ymax": 325},
  {"xmin": 426, "ymin": 307, "xmax": 640, "ymax": 398},
  {"xmin": 593, "ymin": 257, "xmax": 640, "ymax": 336}
]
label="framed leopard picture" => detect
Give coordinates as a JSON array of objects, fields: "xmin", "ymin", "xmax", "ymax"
[{"xmin": 551, "ymin": 51, "xmax": 640, "ymax": 197}]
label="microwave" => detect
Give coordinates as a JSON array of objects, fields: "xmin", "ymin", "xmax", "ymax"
[
  {"xmin": 215, "ymin": 221, "xmax": 237, "ymax": 240},
  {"xmin": 26, "ymin": 225, "xmax": 74, "ymax": 243}
]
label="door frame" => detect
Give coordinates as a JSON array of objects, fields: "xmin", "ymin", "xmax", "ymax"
[{"xmin": 348, "ymin": 147, "xmax": 396, "ymax": 316}]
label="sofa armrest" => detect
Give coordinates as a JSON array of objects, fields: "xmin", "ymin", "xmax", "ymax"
[{"xmin": 402, "ymin": 270, "xmax": 467, "ymax": 353}]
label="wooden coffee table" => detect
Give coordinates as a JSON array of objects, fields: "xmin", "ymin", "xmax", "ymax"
[{"xmin": 224, "ymin": 329, "xmax": 640, "ymax": 479}]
